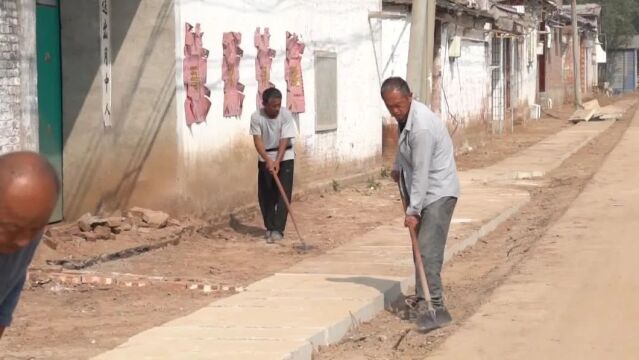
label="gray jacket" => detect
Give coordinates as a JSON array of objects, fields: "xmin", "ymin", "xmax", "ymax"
[{"xmin": 394, "ymin": 100, "xmax": 460, "ymax": 216}]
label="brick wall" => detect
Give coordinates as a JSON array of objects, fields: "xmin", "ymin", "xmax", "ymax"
[{"xmin": 0, "ymin": 0, "xmax": 21, "ymax": 154}]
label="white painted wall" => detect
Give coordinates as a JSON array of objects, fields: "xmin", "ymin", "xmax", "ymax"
[
  {"xmin": 380, "ymin": 19, "xmax": 495, "ymax": 128},
  {"xmin": 440, "ymin": 25, "xmax": 491, "ymax": 127},
  {"xmin": 381, "ymin": 18, "xmax": 543, "ymax": 130},
  {"xmin": 174, "ymin": 0, "xmax": 383, "ymax": 169},
  {"xmin": 513, "ymin": 31, "xmax": 536, "ymax": 106},
  {"xmin": 381, "ymin": 17, "xmax": 410, "ymax": 80}
]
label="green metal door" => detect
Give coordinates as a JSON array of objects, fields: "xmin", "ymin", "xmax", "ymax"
[{"xmin": 36, "ymin": 0, "xmax": 63, "ymax": 222}]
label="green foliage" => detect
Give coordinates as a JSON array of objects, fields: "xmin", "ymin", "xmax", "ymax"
[{"xmin": 577, "ymin": 0, "xmax": 639, "ymax": 48}]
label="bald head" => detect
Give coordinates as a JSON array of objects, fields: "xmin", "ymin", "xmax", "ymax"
[{"xmin": 0, "ymin": 151, "xmax": 59, "ymax": 254}]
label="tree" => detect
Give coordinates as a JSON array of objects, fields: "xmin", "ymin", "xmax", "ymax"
[{"xmin": 578, "ymin": 0, "xmax": 639, "ymax": 49}]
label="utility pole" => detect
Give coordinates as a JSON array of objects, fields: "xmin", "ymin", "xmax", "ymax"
[
  {"xmin": 571, "ymin": 0, "xmax": 582, "ymax": 107},
  {"xmin": 420, "ymin": 0, "xmax": 436, "ymax": 105},
  {"xmin": 406, "ymin": 0, "xmax": 428, "ymax": 98}
]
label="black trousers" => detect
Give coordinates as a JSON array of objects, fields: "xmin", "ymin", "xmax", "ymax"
[{"xmin": 257, "ymin": 159, "xmax": 294, "ymax": 233}]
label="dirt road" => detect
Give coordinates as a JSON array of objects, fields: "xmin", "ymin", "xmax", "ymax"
[{"xmin": 428, "ymin": 103, "xmax": 639, "ymax": 359}]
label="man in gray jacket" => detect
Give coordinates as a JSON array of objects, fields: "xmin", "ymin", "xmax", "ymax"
[{"xmin": 381, "ymin": 77, "xmax": 460, "ymax": 331}]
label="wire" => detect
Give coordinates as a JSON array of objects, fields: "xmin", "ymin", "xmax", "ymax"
[
  {"xmin": 442, "ymin": 79, "xmax": 460, "ymax": 136},
  {"xmin": 440, "ymin": 26, "xmax": 462, "ymax": 137}
]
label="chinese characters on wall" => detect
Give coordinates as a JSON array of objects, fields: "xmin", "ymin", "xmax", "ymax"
[
  {"xmin": 222, "ymin": 32, "xmax": 245, "ymax": 117},
  {"xmin": 255, "ymin": 27, "xmax": 276, "ymax": 110},
  {"xmin": 184, "ymin": 23, "xmax": 212, "ymax": 126},
  {"xmin": 182, "ymin": 24, "xmax": 307, "ymax": 125},
  {"xmin": 100, "ymin": 0, "xmax": 112, "ymax": 127},
  {"xmin": 285, "ymin": 32, "xmax": 306, "ymax": 114}
]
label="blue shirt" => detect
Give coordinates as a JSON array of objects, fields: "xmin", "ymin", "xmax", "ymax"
[{"xmin": 0, "ymin": 238, "xmax": 40, "ymax": 326}]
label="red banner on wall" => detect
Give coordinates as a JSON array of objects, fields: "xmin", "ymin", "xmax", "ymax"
[{"xmin": 184, "ymin": 23, "xmax": 211, "ymax": 126}]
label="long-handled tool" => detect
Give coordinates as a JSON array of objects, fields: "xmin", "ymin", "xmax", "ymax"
[
  {"xmin": 397, "ymin": 174, "xmax": 440, "ymax": 332},
  {"xmin": 272, "ymin": 171, "xmax": 308, "ymax": 251}
]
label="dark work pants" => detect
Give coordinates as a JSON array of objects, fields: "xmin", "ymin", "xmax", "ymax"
[
  {"xmin": 414, "ymin": 196, "xmax": 457, "ymax": 307},
  {"xmin": 257, "ymin": 159, "xmax": 294, "ymax": 233}
]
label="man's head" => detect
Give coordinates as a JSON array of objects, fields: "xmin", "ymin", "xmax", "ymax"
[
  {"xmin": 0, "ymin": 152, "xmax": 59, "ymax": 254},
  {"xmin": 380, "ymin": 77, "xmax": 413, "ymax": 123},
  {"xmin": 262, "ymin": 87, "xmax": 283, "ymax": 119}
]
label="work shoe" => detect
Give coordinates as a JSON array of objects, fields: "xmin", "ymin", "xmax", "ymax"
[
  {"xmin": 404, "ymin": 296, "xmax": 429, "ymax": 321},
  {"xmin": 271, "ymin": 231, "xmax": 283, "ymax": 241},
  {"xmin": 416, "ymin": 306, "xmax": 453, "ymax": 333},
  {"xmin": 265, "ymin": 231, "xmax": 274, "ymax": 244}
]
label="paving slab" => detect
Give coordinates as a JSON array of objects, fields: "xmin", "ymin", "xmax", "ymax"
[
  {"xmin": 569, "ymin": 108, "xmax": 596, "ymax": 123},
  {"xmin": 465, "ymin": 120, "xmax": 614, "ymax": 184},
  {"xmin": 93, "ymin": 119, "xmax": 616, "ymax": 360},
  {"xmin": 92, "ymin": 338, "xmax": 312, "ymax": 360}
]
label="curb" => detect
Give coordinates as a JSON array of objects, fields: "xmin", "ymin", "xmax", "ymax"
[{"xmin": 279, "ymin": 198, "xmax": 528, "ymax": 359}]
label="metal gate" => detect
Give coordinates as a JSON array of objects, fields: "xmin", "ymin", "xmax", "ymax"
[
  {"xmin": 608, "ymin": 50, "xmax": 637, "ymax": 93},
  {"xmin": 624, "ymin": 50, "xmax": 636, "ymax": 91},
  {"xmin": 491, "ymin": 36, "xmax": 504, "ymax": 134}
]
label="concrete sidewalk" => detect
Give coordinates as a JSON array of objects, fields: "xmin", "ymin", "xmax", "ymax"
[{"xmin": 93, "ymin": 118, "xmax": 621, "ymax": 359}]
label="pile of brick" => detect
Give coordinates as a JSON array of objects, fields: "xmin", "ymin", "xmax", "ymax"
[{"xmin": 43, "ymin": 207, "xmax": 177, "ymax": 247}]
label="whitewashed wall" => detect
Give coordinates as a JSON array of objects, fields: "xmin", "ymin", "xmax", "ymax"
[
  {"xmin": 440, "ymin": 25, "xmax": 491, "ymax": 127},
  {"xmin": 381, "ymin": 17, "xmax": 410, "ymax": 81},
  {"xmin": 174, "ymin": 0, "xmax": 382, "ymax": 169},
  {"xmin": 516, "ymin": 30, "xmax": 538, "ymax": 108},
  {"xmin": 172, "ymin": 0, "xmax": 384, "ymax": 215}
]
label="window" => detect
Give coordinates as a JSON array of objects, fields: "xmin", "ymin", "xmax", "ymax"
[{"xmin": 314, "ymin": 51, "xmax": 338, "ymax": 132}]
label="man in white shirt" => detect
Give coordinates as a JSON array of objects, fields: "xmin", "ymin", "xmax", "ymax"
[{"xmin": 250, "ymin": 87, "xmax": 298, "ymax": 243}]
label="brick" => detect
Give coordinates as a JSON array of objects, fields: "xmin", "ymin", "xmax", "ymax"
[
  {"xmin": 0, "ymin": 2, "xmax": 22, "ymax": 154},
  {"xmin": 0, "ymin": 129, "xmax": 17, "ymax": 137},
  {"xmin": 0, "ymin": 77, "xmax": 19, "ymax": 86},
  {"xmin": 1, "ymin": 52, "xmax": 13, "ymax": 60},
  {"xmin": 0, "ymin": 61, "xmax": 16, "ymax": 69},
  {"xmin": 0, "ymin": 34, "xmax": 18, "ymax": 43}
]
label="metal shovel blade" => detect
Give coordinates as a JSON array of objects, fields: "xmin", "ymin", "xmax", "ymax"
[{"xmin": 416, "ymin": 308, "xmax": 453, "ymax": 333}]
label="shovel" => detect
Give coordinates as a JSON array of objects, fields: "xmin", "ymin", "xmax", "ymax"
[
  {"xmin": 272, "ymin": 171, "xmax": 309, "ymax": 251},
  {"xmin": 397, "ymin": 174, "xmax": 442, "ymax": 333}
]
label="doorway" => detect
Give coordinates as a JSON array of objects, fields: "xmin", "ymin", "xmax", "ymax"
[{"xmin": 36, "ymin": 0, "xmax": 63, "ymax": 222}]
